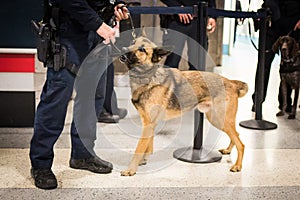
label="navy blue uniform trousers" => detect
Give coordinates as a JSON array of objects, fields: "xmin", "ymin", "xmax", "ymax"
[
  {"xmin": 30, "ymin": 44, "xmax": 108, "ymax": 169},
  {"xmin": 163, "ymin": 19, "xmax": 199, "ymax": 70}
]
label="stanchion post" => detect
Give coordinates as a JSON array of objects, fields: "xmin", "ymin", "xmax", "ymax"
[
  {"xmin": 173, "ymin": 2, "xmax": 222, "ymax": 163},
  {"xmin": 193, "ymin": 1, "xmax": 207, "ymax": 151},
  {"xmin": 239, "ymin": 8, "xmax": 277, "ymax": 130},
  {"xmin": 254, "ymin": 8, "xmax": 267, "ymax": 120}
]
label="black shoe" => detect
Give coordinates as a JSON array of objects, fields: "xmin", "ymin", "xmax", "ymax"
[
  {"xmin": 31, "ymin": 168, "xmax": 57, "ymax": 190},
  {"xmin": 98, "ymin": 112, "xmax": 120, "ymax": 123},
  {"xmin": 117, "ymin": 108, "xmax": 128, "ymax": 119},
  {"xmin": 69, "ymin": 156, "xmax": 113, "ymax": 174}
]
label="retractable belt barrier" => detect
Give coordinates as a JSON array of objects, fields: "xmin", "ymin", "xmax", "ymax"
[
  {"xmin": 125, "ymin": 2, "xmax": 276, "ymax": 164},
  {"xmin": 128, "ymin": 6, "xmax": 266, "ymax": 18}
]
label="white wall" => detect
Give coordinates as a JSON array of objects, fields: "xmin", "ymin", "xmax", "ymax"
[
  {"xmin": 235, "ymin": 0, "xmax": 262, "ymax": 37},
  {"xmin": 222, "ymin": 0, "xmax": 262, "ymax": 55},
  {"xmin": 222, "ymin": 0, "xmax": 236, "ymax": 55}
]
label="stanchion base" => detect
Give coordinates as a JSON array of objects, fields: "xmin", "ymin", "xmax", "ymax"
[
  {"xmin": 173, "ymin": 146, "xmax": 222, "ymax": 163},
  {"xmin": 239, "ymin": 119, "xmax": 277, "ymax": 130}
]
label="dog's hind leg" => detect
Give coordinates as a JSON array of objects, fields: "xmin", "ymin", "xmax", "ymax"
[
  {"xmin": 206, "ymin": 97, "xmax": 244, "ymax": 172},
  {"xmin": 203, "ymin": 96, "xmax": 234, "ymax": 155},
  {"xmin": 223, "ymin": 126, "xmax": 244, "ymax": 172},
  {"xmin": 223, "ymin": 99, "xmax": 244, "ymax": 172},
  {"xmin": 219, "ymin": 140, "xmax": 234, "ymax": 155}
]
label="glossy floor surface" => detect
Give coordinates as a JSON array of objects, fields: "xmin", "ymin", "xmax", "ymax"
[{"xmin": 0, "ymin": 36, "xmax": 299, "ymax": 199}]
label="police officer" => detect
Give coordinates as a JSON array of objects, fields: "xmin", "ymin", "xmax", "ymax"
[
  {"xmin": 29, "ymin": 0, "xmax": 128, "ymax": 190},
  {"xmin": 252, "ymin": 0, "xmax": 300, "ymax": 112},
  {"xmin": 161, "ymin": 0, "xmax": 216, "ymax": 70}
]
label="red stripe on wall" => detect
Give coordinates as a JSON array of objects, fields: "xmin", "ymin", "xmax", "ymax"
[{"xmin": 0, "ymin": 54, "xmax": 35, "ymax": 72}]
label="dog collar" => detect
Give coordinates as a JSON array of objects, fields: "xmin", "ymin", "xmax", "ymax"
[
  {"xmin": 128, "ymin": 64, "xmax": 161, "ymax": 90},
  {"xmin": 281, "ymin": 58, "xmax": 294, "ymax": 63}
]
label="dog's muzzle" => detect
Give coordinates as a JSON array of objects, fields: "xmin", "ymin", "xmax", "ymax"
[
  {"xmin": 119, "ymin": 47, "xmax": 129, "ymax": 64},
  {"xmin": 281, "ymin": 47, "xmax": 289, "ymax": 58},
  {"xmin": 119, "ymin": 47, "xmax": 137, "ymax": 66},
  {"xmin": 119, "ymin": 54, "xmax": 128, "ymax": 63}
]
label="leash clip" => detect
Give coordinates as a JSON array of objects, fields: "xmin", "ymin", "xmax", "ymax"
[{"xmin": 127, "ymin": 10, "xmax": 136, "ymax": 40}]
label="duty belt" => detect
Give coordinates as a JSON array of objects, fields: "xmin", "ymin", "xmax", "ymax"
[
  {"xmin": 48, "ymin": 62, "xmax": 80, "ymax": 76},
  {"xmin": 65, "ymin": 63, "xmax": 80, "ymax": 76}
]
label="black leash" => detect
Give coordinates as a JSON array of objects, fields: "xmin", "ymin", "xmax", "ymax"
[
  {"xmin": 286, "ymin": 29, "xmax": 294, "ymax": 36},
  {"xmin": 108, "ymin": 7, "xmax": 136, "ymax": 56},
  {"xmin": 128, "ymin": 11, "xmax": 137, "ymax": 40}
]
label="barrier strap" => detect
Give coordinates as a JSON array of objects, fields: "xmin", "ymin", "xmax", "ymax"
[
  {"xmin": 128, "ymin": 6, "xmax": 266, "ymax": 19},
  {"xmin": 208, "ymin": 8, "xmax": 266, "ymax": 19},
  {"xmin": 128, "ymin": 6, "xmax": 194, "ymax": 15}
]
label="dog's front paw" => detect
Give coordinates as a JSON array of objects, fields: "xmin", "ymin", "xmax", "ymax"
[
  {"xmin": 219, "ymin": 149, "xmax": 231, "ymax": 155},
  {"xmin": 276, "ymin": 111, "xmax": 285, "ymax": 116},
  {"xmin": 120, "ymin": 169, "xmax": 136, "ymax": 176},
  {"xmin": 230, "ymin": 164, "xmax": 242, "ymax": 172}
]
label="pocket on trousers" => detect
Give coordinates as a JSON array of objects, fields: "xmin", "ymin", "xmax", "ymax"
[{"xmin": 41, "ymin": 69, "xmax": 74, "ymax": 103}]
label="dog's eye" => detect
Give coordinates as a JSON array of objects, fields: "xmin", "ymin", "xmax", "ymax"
[{"xmin": 138, "ymin": 46, "xmax": 146, "ymax": 53}]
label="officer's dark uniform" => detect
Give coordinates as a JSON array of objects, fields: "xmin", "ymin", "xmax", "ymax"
[
  {"xmin": 30, "ymin": 0, "xmax": 114, "ymax": 170},
  {"xmin": 161, "ymin": 0, "xmax": 216, "ymax": 70},
  {"xmin": 252, "ymin": 0, "xmax": 300, "ymax": 110}
]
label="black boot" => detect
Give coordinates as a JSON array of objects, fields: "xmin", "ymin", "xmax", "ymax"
[
  {"xmin": 31, "ymin": 168, "xmax": 58, "ymax": 190},
  {"xmin": 69, "ymin": 156, "xmax": 113, "ymax": 174},
  {"xmin": 97, "ymin": 111, "xmax": 120, "ymax": 123}
]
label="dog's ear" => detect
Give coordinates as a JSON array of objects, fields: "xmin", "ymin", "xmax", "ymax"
[
  {"xmin": 290, "ymin": 38, "xmax": 299, "ymax": 57},
  {"xmin": 272, "ymin": 37, "xmax": 282, "ymax": 54},
  {"xmin": 152, "ymin": 46, "xmax": 174, "ymax": 63}
]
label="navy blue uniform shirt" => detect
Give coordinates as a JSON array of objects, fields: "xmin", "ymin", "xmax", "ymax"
[{"xmin": 50, "ymin": 0, "xmax": 122, "ymax": 66}]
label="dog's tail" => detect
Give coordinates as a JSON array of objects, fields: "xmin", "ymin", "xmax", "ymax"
[{"xmin": 231, "ymin": 80, "xmax": 248, "ymax": 98}]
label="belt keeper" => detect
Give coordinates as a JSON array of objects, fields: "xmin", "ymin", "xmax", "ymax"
[{"xmin": 66, "ymin": 63, "xmax": 80, "ymax": 76}]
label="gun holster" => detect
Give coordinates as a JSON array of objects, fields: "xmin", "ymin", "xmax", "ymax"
[
  {"xmin": 31, "ymin": 20, "xmax": 67, "ymax": 71},
  {"xmin": 52, "ymin": 41, "xmax": 67, "ymax": 71},
  {"xmin": 31, "ymin": 20, "xmax": 51, "ymax": 63}
]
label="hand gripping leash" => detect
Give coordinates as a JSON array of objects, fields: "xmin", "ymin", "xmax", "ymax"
[{"xmin": 108, "ymin": 5, "xmax": 136, "ymax": 56}]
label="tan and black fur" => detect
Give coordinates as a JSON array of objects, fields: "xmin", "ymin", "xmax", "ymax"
[{"xmin": 119, "ymin": 35, "xmax": 248, "ymax": 176}]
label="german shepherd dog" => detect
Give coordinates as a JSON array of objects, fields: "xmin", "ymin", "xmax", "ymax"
[
  {"xmin": 119, "ymin": 35, "xmax": 248, "ymax": 176},
  {"xmin": 273, "ymin": 35, "xmax": 300, "ymax": 119}
]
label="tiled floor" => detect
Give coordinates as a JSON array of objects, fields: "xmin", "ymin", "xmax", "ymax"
[{"xmin": 0, "ymin": 36, "xmax": 299, "ymax": 199}]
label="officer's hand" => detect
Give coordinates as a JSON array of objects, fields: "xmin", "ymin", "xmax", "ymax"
[
  {"xmin": 207, "ymin": 18, "xmax": 216, "ymax": 33},
  {"xmin": 96, "ymin": 22, "xmax": 115, "ymax": 44},
  {"xmin": 178, "ymin": 13, "xmax": 193, "ymax": 24},
  {"xmin": 114, "ymin": 4, "xmax": 129, "ymax": 21},
  {"xmin": 294, "ymin": 20, "xmax": 300, "ymax": 31}
]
